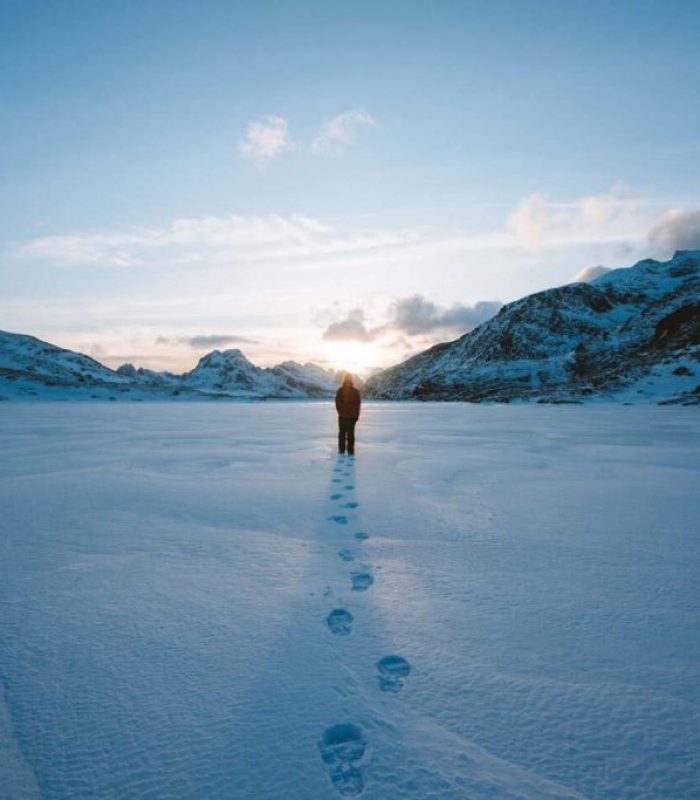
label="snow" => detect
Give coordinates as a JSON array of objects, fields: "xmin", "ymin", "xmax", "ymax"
[{"xmin": 1, "ymin": 403, "xmax": 698, "ymax": 799}]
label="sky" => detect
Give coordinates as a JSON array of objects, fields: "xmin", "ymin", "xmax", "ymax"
[{"xmin": 2, "ymin": 0, "xmax": 699, "ymax": 374}]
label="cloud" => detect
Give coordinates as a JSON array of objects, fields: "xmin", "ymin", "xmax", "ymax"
[
  {"xmin": 322, "ymin": 309, "xmax": 376, "ymax": 342},
  {"xmin": 157, "ymin": 334, "xmax": 259, "ymax": 348},
  {"xmin": 311, "ymin": 111, "xmax": 375, "ymax": 154},
  {"xmin": 320, "ymin": 296, "xmax": 501, "ymax": 345},
  {"xmin": 648, "ymin": 209, "xmax": 700, "ymax": 253},
  {"xmin": 238, "ymin": 116, "xmax": 293, "ymax": 165},
  {"xmin": 389, "ymin": 295, "xmax": 502, "ymax": 335},
  {"xmin": 573, "ymin": 265, "xmax": 611, "ymax": 283},
  {"xmin": 15, "ymin": 213, "xmax": 420, "ymax": 269},
  {"xmin": 506, "ymin": 193, "xmax": 550, "ymax": 251},
  {"xmin": 506, "ymin": 188, "xmax": 644, "ymax": 251}
]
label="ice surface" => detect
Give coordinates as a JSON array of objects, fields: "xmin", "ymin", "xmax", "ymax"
[{"xmin": 0, "ymin": 402, "xmax": 699, "ymax": 799}]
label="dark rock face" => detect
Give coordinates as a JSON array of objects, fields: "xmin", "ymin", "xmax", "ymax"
[
  {"xmin": 366, "ymin": 251, "xmax": 700, "ymax": 403},
  {"xmin": 654, "ymin": 304, "xmax": 700, "ymax": 344}
]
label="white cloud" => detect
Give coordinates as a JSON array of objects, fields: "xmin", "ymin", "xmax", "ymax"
[
  {"xmin": 14, "ymin": 214, "xmax": 421, "ymax": 269},
  {"xmin": 311, "ymin": 111, "xmax": 375, "ymax": 154},
  {"xmin": 573, "ymin": 265, "xmax": 611, "ymax": 283},
  {"xmin": 648, "ymin": 208, "xmax": 700, "ymax": 253},
  {"xmin": 238, "ymin": 115, "xmax": 293, "ymax": 165},
  {"xmin": 506, "ymin": 188, "xmax": 645, "ymax": 251},
  {"xmin": 322, "ymin": 309, "xmax": 376, "ymax": 342}
]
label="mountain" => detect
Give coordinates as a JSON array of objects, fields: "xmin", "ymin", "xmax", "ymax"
[
  {"xmin": 0, "ymin": 335, "xmax": 337, "ymax": 401},
  {"xmin": 365, "ymin": 250, "xmax": 700, "ymax": 405},
  {"xmin": 4, "ymin": 250, "xmax": 698, "ymax": 404},
  {"xmin": 270, "ymin": 360, "xmax": 340, "ymax": 396},
  {"xmin": 0, "ymin": 330, "xmax": 135, "ymax": 400},
  {"xmin": 179, "ymin": 349, "xmax": 336, "ymax": 398},
  {"xmin": 116, "ymin": 363, "xmax": 179, "ymax": 386}
]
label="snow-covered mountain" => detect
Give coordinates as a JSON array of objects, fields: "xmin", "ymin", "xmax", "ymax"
[
  {"xmin": 366, "ymin": 250, "xmax": 700, "ymax": 405},
  {"xmin": 4, "ymin": 250, "xmax": 698, "ymax": 404},
  {"xmin": 0, "ymin": 334, "xmax": 337, "ymax": 401},
  {"xmin": 179, "ymin": 349, "xmax": 336, "ymax": 398},
  {"xmin": 270, "ymin": 360, "xmax": 340, "ymax": 396},
  {"xmin": 0, "ymin": 330, "xmax": 136, "ymax": 400},
  {"xmin": 115, "ymin": 362, "xmax": 179, "ymax": 386}
]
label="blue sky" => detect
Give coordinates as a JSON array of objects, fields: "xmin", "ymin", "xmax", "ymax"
[{"xmin": 2, "ymin": 0, "xmax": 699, "ymax": 372}]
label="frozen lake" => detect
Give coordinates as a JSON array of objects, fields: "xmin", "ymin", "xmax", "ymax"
[{"xmin": 1, "ymin": 402, "xmax": 699, "ymax": 799}]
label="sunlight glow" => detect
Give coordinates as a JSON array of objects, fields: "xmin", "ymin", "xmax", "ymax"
[{"xmin": 322, "ymin": 339, "xmax": 383, "ymax": 376}]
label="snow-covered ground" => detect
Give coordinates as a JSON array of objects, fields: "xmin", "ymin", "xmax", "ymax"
[{"xmin": 1, "ymin": 403, "xmax": 698, "ymax": 800}]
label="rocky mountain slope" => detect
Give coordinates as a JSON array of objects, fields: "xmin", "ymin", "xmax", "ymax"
[
  {"xmin": 0, "ymin": 333, "xmax": 337, "ymax": 401},
  {"xmin": 365, "ymin": 250, "xmax": 700, "ymax": 405}
]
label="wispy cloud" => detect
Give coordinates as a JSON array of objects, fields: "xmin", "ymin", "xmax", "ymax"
[
  {"xmin": 506, "ymin": 187, "xmax": 646, "ymax": 251},
  {"xmin": 311, "ymin": 111, "xmax": 375, "ymax": 154},
  {"xmin": 157, "ymin": 334, "xmax": 259, "ymax": 348},
  {"xmin": 238, "ymin": 115, "xmax": 293, "ymax": 165},
  {"xmin": 15, "ymin": 214, "xmax": 422, "ymax": 269}
]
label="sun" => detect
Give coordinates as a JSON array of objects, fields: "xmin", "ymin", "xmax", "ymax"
[{"xmin": 323, "ymin": 340, "xmax": 383, "ymax": 376}]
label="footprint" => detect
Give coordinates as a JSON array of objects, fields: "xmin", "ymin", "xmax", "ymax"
[
  {"xmin": 376, "ymin": 655, "xmax": 411, "ymax": 693},
  {"xmin": 338, "ymin": 548, "xmax": 355, "ymax": 562},
  {"xmin": 332, "ymin": 479, "xmax": 342, "ymax": 484},
  {"xmin": 354, "ymin": 531, "xmax": 369, "ymax": 541},
  {"xmin": 351, "ymin": 570, "xmax": 374, "ymax": 591},
  {"xmin": 343, "ymin": 485, "xmax": 354, "ymax": 490},
  {"xmin": 326, "ymin": 608, "xmax": 353, "ymax": 636},
  {"xmin": 329, "ymin": 515, "xmax": 349, "ymax": 525},
  {"xmin": 319, "ymin": 723, "xmax": 367, "ymax": 796},
  {"xmin": 331, "ymin": 493, "xmax": 343, "ymax": 500},
  {"xmin": 343, "ymin": 501, "xmax": 359, "ymax": 509}
]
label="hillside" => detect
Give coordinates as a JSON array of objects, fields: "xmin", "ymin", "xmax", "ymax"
[{"xmin": 365, "ymin": 251, "xmax": 700, "ymax": 405}]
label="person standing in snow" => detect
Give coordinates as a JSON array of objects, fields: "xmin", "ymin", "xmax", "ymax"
[{"xmin": 335, "ymin": 374, "xmax": 361, "ymax": 455}]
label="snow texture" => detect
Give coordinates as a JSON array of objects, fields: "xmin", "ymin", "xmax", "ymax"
[{"xmin": 0, "ymin": 402, "xmax": 698, "ymax": 799}]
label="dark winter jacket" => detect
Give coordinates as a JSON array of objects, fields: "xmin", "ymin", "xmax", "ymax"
[{"xmin": 335, "ymin": 385, "xmax": 361, "ymax": 420}]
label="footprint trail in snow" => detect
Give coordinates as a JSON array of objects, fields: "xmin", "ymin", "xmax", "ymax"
[
  {"xmin": 326, "ymin": 608, "xmax": 354, "ymax": 636},
  {"xmin": 319, "ymin": 723, "xmax": 367, "ymax": 796},
  {"xmin": 322, "ymin": 454, "xmax": 384, "ymax": 794},
  {"xmin": 376, "ymin": 655, "xmax": 411, "ymax": 694},
  {"xmin": 351, "ymin": 569, "xmax": 374, "ymax": 592}
]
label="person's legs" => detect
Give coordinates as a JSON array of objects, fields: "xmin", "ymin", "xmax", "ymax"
[
  {"xmin": 347, "ymin": 420, "xmax": 356, "ymax": 455},
  {"xmin": 338, "ymin": 417, "xmax": 346, "ymax": 453}
]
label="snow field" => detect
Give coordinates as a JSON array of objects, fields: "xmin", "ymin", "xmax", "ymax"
[{"xmin": 0, "ymin": 402, "xmax": 699, "ymax": 799}]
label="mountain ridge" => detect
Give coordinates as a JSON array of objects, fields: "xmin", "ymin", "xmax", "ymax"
[
  {"xmin": 0, "ymin": 333, "xmax": 338, "ymax": 401},
  {"xmin": 2, "ymin": 251, "xmax": 698, "ymax": 404},
  {"xmin": 365, "ymin": 250, "xmax": 700, "ymax": 405}
]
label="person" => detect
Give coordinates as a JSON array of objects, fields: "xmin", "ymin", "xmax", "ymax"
[{"xmin": 335, "ymin": 373, "xmax": 361, "ymax": 455}]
